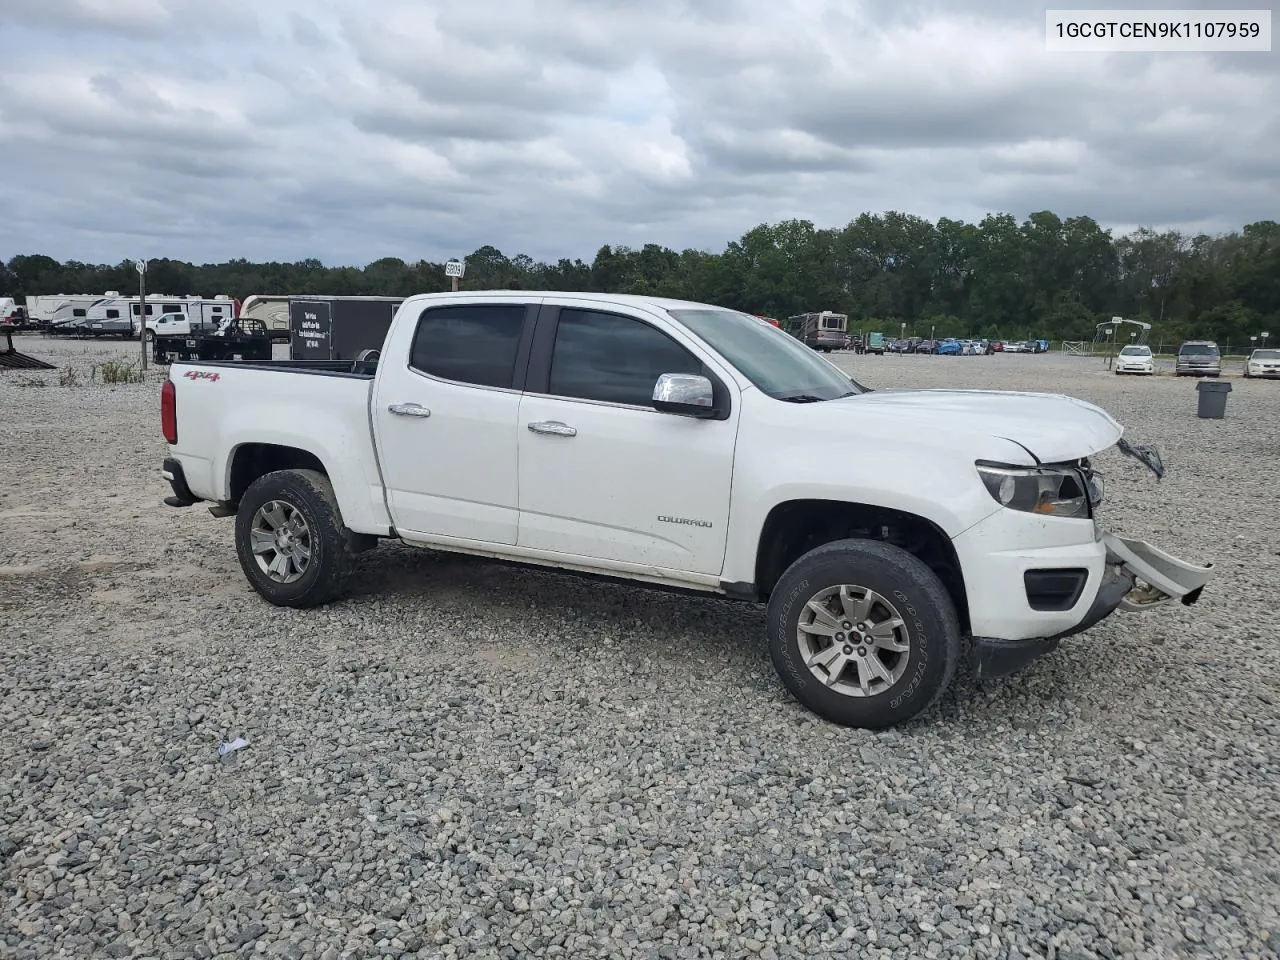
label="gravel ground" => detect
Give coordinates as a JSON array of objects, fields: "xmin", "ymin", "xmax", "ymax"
[{"xmin": 2, "ymin": 335, "xmax": 1278, "ymax": 960}]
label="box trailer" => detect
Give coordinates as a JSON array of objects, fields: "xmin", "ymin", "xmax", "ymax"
[{"xmin": 289, "ymin": 296, "xmax": 404, "ymax": 362}]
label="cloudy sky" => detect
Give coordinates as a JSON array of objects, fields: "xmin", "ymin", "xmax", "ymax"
[{"xmin": 1, "ymin": 0, "xmax": 1276, "ymax": 267}]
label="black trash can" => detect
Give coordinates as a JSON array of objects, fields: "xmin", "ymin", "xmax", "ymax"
[{"xmin": 1195, "ymin": 379, "xmax": 1232, "ymax": 419}]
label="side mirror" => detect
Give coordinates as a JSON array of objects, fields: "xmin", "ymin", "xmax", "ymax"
[{"xmin": 652, "ymin": 373, "xmax": 716, "ymax": 417}]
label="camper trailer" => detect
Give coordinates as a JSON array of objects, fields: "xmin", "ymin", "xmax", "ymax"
[
  {"xmin": 48, "ymin": 294, "xmax": 237, "ymax": 338},
  {"xmin": 784, "ymin": 310, "xmax": 849, "ymax": 352},
  {"xmin": 237, "ymin": 294, "xmax": 293, "ymax": 343}
]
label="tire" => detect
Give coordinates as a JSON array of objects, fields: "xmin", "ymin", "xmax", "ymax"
[
  {"xmin": 144, "ymin": 330, "xmax": 155, "ymax": 343},
  {"xmin": 765, "ymin": 538, "xmax": 961, "ymax": 729},
  {"xmin": 234, "ymin": 468, "xmax": 356, "ymax": 608}
]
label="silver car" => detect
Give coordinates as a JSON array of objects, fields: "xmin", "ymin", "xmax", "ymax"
[{"xmin": 1174, "ymin": 340, "xmax": 1221, "ymax": 377}]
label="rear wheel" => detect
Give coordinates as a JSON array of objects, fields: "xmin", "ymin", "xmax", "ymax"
[
  {"xmin": 234, "ymin": 469, "xmax": 356, "ymax": 607},
  {"xmin": 766, "ymin": 539, "xmax": 961, "ymax": 729}
]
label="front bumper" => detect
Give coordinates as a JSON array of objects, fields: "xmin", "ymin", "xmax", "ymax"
[{"xmin": 969, "ymin": 532, "xmax": 1213, "ymax": 678}]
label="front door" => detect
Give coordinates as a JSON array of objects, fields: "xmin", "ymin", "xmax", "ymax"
[
  {"xmin": 516, "ymin": 303, "xmax": 739, "ymax": 577},
  {"xmin": 371, "ymin": 301, "xmax": 537, "ymax": 545}
]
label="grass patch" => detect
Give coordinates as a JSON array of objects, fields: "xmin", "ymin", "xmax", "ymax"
[{"xmin": 92, "ymin": 359, "xmax": 145, "ymax": 384}]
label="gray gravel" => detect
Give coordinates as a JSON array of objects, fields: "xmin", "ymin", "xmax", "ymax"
[{"xmin": 2, "ymin": 336, "xmax": 1278, "ymax": 960}]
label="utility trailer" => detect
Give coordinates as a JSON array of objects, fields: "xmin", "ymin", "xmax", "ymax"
[
  {"xmin": 153, "ymin": 318, "xmax": 273, "ymax": 365},
  {"xmin": 0, "ymin": 329, "xmax": 56, "ymax": 370}
]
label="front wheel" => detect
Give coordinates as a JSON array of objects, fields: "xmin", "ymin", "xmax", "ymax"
[
  {"xmin": 234, "ymin": 468, "xmax": 356, "ymax": 607},
  {"xmin": 766, "ymin": 539, "xmax": 961, "ymax": 729}
]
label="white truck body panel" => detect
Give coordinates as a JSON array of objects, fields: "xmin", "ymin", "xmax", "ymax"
[{"xmin": 169, "ymin": 368, "xmax": 392, "ymax": 535}]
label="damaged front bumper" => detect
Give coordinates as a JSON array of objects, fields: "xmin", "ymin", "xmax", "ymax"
[{"xmin": 971, "ymin": 533, "xmax": 1214, "ymax": 680}]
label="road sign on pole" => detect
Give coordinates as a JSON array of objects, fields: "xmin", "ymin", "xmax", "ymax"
[
  {"xmin": 135, "ymin": 259, "xmax": 148, "ymax": 372},
  {"xmin": 444, "ymin": 259, "xmax": 465, "ymax": 292}
]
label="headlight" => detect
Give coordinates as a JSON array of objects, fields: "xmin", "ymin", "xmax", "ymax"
[{"xmin": 975, "ymin": 462, "xmax": 1094, "ymax": 519}]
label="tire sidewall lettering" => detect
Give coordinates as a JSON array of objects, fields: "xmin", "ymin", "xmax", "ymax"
[{"xmin": 778, "ymin": 577, "xmax": 811, "ymax": 691}]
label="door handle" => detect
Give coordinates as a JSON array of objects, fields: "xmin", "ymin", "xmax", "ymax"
[
  {"xmin": 527, "ymin": 420, "xmax": 577, "ymax": 437},
  {"xmin": 388, "ymin": 402, "xmax": 431, "ymax": 418}
]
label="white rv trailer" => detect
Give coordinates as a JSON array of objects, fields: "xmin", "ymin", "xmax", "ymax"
[
  {"xmin": 135, "ymin": 294, "xmax": 236, "ymax": 341},
  {"xmin": 49, "ymin": 294, "xmax": 237, "ymax": 337},
  {"xmin": 29, "ymin": 292, "xmax": 126, "ymax": 325}
]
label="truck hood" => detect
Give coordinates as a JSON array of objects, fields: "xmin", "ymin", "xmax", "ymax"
[{"xmin": 834, "ymin": 388, "xmax": 1123, "ymax": 463}]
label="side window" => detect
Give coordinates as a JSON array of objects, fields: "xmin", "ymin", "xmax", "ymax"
[
  {"xmin": 106, "ymin": 309, "xmax": 120, "ymax": 319},
  {"xmin": 163, "ymin": 304, "xmax": 182, "ymax": 314},
  {"xmin": 73, "ymin": 309, "xmax": 86, "ymax": 317},
  {"xmin": 410, "ymin": 304, "xmax": 526, "ymax": 389},
  {"xmin": 548, "ymin": 309, "xmax": 703, "ymax": 407}
]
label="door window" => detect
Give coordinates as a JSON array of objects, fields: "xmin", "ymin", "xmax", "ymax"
[
  {"xmin": 409, "ymin": 304, "xmax": 527, "ymax": 389},
  {"xmin": 547, "ymin": 309, "xmax": 702, "ymax": 407}
]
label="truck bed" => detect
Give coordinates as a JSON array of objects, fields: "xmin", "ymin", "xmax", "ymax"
[
  {"xmin": 172, "ymin": 358, "xmax": 376, "ymax": 378},
  {"xmin": 166, "ymin": 357, "xmax": 391, "ymax": 534}
]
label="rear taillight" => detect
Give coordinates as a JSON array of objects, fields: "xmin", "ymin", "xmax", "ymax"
[{"xmin": 161, "ymin": 378, "xmax": 177, "ymax": 444}]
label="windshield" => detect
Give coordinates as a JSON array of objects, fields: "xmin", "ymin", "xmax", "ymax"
[
  {"xmin": 1180, "ymin": 343, "xmax": 1219, "ymax": 355},
  {"xmin": 1119, "ymin": 345, "xmax": 1150, "ymax": 356},
  {"xmin": 669, "ymin": 308, "xmax": 867, "ymax": 401},
  {"xmin": 1252, "ymin": 349, "xmax": 1280, "ymax": 360}
]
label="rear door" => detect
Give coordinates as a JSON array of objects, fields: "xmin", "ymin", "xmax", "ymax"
[{"xmin": 371, "ymin": 299, "xmax": 538, "ymax": 545}]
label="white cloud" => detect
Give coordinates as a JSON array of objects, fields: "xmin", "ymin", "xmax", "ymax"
[{"xmin": 0, "ymin": 0, "xmax": 1276, "ymax": 267}]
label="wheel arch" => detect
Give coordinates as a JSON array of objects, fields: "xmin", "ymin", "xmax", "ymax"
[
  {"xmin": 227, "ymin": 442, "xmax": 328, "ymax": 506},
  {"xmin": 749, "ymin": 498, "xmax": 970, "ymax": 633}
]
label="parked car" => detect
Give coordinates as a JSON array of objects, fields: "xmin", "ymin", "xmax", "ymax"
[
  {"xmin": 888, "ymin": 338, "xmax": 911, "ymax": 353},
  {"xmin": 158, "ymin": 291, "xmax": 1214, "ymax": 730},
  {"xmin": 937, "ymin": 339, "xmax": 962, "ymax": 355},
  {"xmin": 1244, "ymin": 348, "xmax": 1280, "ymax": 379},
  {"xmin": 1174, "ymin": 340, "xmax": 1221, "ymax": 377},
  {"xmin": 913, "ymin": 339, "xmax": 938, "ymax": 354},
  {"xmin": 990, "ymin": 341, "xmax": 1004, "ymax": 352},
  {"xmin": 865, "ymin": 332, "xmax": 886, "ymax": 355},
  {"xmin": 1115, "ymin": 344, "xmax": 1155, "ymax": 375}
]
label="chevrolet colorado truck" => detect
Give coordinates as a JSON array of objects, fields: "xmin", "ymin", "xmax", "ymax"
[{"xmin": 158, "ymin": 292, "xmax": 1214, "ymax": 729}]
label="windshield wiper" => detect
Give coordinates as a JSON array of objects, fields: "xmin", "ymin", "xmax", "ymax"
[{"xmin": 776, "ymin": 391, "xmax": 860, "ymax": 403}]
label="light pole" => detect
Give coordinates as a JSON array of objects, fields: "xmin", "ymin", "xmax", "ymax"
[
  {"xmin": 930, "ymin": 324, "xmax": 935, "ymax": 354},
  {"xmin": 1103, "ymin": 327, "xmax": 1113, "ymax": 370},
  {"xmin": 1263, "ymin": 331, "xmax": 1271, "ymax": 349},
  {"xmin": 135, "ymin": 259, "xmax": 148, "ymax": 371}
]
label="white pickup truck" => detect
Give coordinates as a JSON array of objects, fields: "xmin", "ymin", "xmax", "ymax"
[{"xmin": 159, "ymin": 292, "xmax": 1214, "ymax": 729}]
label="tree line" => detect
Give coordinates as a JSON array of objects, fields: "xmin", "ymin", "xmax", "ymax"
[{"xmin": 5, "ymin": 211, "xmax": 1278, "ymax": 347}]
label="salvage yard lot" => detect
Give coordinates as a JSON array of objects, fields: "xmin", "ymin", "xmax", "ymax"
[{"xmin": 2, "ymin": 336, "xmax": 1278, "ymax": 960}]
